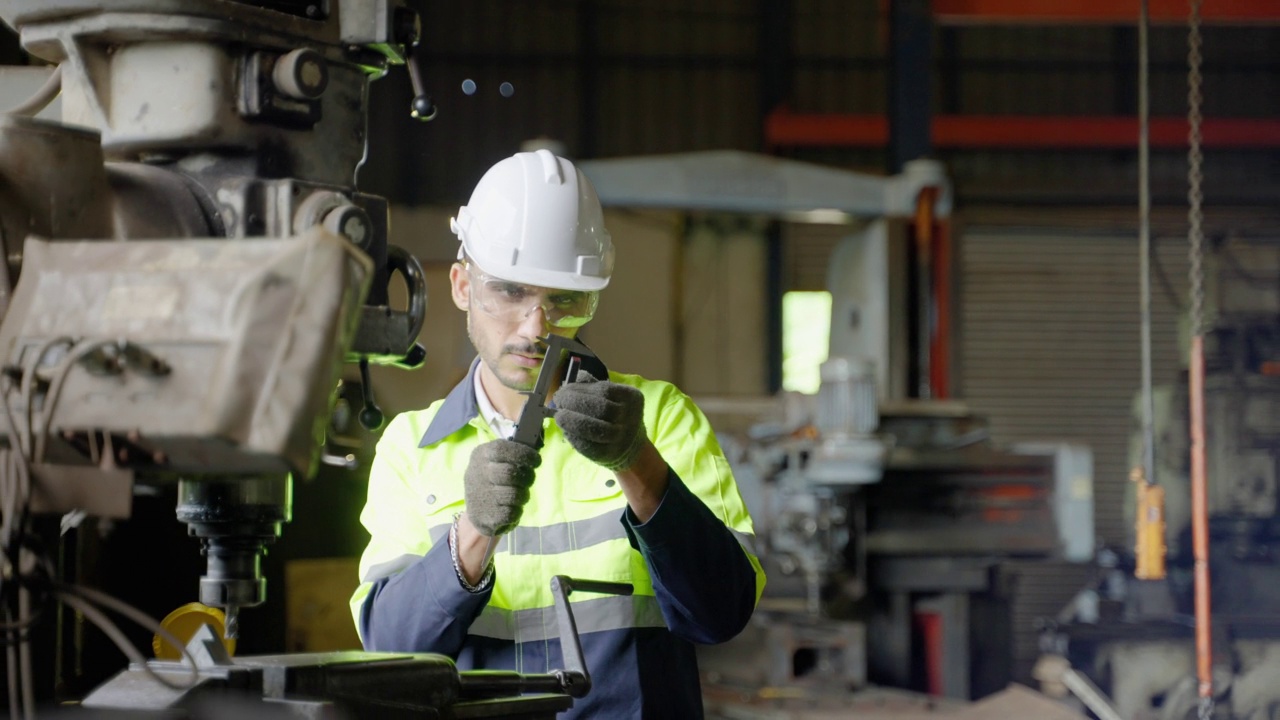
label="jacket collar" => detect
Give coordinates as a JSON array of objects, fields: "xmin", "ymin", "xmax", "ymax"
[{"xmin": 418, "ymin": 342, "xmax": 609, "ymax": 448}]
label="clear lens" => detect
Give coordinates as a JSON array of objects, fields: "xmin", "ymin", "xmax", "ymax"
[{"xmin": 468, "ymin": 267, "xmax": 598, "ymax": 328}]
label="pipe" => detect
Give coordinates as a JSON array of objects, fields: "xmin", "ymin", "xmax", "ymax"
[
  {"xmin": 1190, "ymin": 335, "xmax": 1212, "ymax": 701},
  {"xmin": 1062, "ymin": 668, "xmax": 1125, "ymax": 720}
]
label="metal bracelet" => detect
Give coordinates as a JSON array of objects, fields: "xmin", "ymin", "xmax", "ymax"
[{"xmin": 449, "ymin": 513, "xmax": 495, "ymax": 594}]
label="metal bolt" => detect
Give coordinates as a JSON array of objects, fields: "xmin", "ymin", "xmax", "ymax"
[
  {"xmin": 273, "ymin": 48, "xmax": 328, "ymax": 100},
  {"xmin": 323, "ymin": 204, "xmax": 371, "ymax": 248}
]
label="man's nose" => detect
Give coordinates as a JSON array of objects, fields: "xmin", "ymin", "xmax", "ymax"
[{"xmin": 514, "ymin": 302, "xmax": 550, "ymax": 338}]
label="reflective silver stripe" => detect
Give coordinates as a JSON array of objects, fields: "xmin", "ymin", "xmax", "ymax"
[
  {"xmin": 493, "ymin": 509, "xmax": 627, "ymax": 556},
  {"xmin": 429, "ymin": 522, "xmax": 451, "ymax": 545},
  {"xmin": 469, "ymin": 594, "xmax": 667, "ymax": 642},
  {"xmin": 362, "ymin": 553, "xmax": 421, "ymax": 584},
  {"xmin": 360, "ymin": 524, "xmax": 450, "ymax": 584},
  {"xmin": 731, "ymin": 529, "xmax": 759, "ymax": 557}
]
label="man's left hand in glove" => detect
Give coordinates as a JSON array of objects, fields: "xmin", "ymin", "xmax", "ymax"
[
  {"xmin": 553, "ymin": 371, "xmax": 671, "ymax": 521},
  {"xmin": 552, "ymin": 371, "xmax": 646, "ymax": 471}
]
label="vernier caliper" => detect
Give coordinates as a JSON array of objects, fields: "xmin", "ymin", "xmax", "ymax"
[{"xmin": 479, "ymin": 335, "xmax": 597, "ymax": 568}]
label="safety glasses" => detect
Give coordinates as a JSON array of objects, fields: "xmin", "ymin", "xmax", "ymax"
[{"xmin": 466, "ymin": 265, "xmax": 599, "ymax": 328}]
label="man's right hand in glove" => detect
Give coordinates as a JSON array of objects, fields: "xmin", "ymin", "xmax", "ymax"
[
  {"xmin": 455, "ymin": 439, "xmax": 540, "ymax": 584},
  {"xmin": 465, "ymin": 438, "xmax": 540, "ymax": 536}
]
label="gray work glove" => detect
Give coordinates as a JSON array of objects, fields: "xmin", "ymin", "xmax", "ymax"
[
  {"xmin": 464, "ymin": 439, "xmax": 540, "ymax": 537},
  {"xmin": 553, "ymin": 371, "xmax": 646, "ymax": 471}
]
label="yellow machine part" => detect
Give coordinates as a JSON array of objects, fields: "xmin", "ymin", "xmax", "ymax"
[
  {"xmin": 1134, "ymin": 477, "xmax": 1167, "ymax": 581},
  {"xmin": 152, "ymin": 603, "xmax": 237, "ymax": 660}
]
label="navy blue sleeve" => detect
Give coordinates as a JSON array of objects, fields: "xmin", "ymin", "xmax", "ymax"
[
  {"xmin": 622, "ymin": 468, "xmax": 756, "ymax": 644},
  {"xmin": 360, "ymin": 537, "xmax": 491, "ymax": 654}
]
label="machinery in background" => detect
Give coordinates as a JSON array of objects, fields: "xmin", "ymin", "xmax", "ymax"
[
  {"xmin": 576, "ymin": 154, "xmax": 1093, "ymax": 707},
  {"xmin": 1040, "ymin": 236, "xmax": 1280, "ymax": 720},
  {"xmin": 709, "ymin": 356, "xmax": 1094, "ymax": 705}
]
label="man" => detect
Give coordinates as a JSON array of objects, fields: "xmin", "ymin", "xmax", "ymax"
[{"xmin": 350, "ymin": 149, "xmax": 764, "ymax": 719}]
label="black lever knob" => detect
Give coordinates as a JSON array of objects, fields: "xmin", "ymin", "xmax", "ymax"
[
  {"xmin": 358, "ymin": 358, "xmax": 385, "ymax": 431},
  {"xmin": 411, "ymin": 93, "xmax": 436, "ymax": 121},
  {"xmin": 405, "ymin": 34, "xmax": 437, "ymax": 122}
]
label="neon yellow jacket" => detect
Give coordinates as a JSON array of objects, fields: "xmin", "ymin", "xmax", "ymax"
[{"xmin": 350, "ymin": 363, "xmax": 763, "ymax": 718}]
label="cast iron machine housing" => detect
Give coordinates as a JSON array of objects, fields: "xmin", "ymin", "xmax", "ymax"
[{"xmin": 0, "ymin": 0, "xmax": 430, "ymax": 643}]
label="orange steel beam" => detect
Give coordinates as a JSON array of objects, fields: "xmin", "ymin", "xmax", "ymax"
[
  {"xmin": 932, "ymin": 0, "xmax": 1280, "ymax": 24},
  {"xmin": 764, "ymin": 111, "xmax": 1280, "ymax": 149}
]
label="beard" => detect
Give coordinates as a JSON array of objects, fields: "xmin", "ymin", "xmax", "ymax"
[{"xmin": 467, "ymin": 312, "xmax": 545, "ymax": 392}]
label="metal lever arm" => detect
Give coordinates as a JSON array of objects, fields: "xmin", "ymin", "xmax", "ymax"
[{"xmin": 548, "ymin": 575, "xmax": 634, "ymax": 698}]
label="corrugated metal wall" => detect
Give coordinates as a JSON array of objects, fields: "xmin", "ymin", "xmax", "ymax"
[
  {"xmin": 792, "ymin": 0, "xmax": 883, "ymax": 113},
  {"xmin": 353, "ymin": 2, "xmax": 1280, "ymax": 207},
  {"xmin": 956, "ymin": 226, "xmax": 1196, "ymax": 686},
  {"xmin": 957, "ymin": 226, "xmax": 1191, "ymax": 547}
]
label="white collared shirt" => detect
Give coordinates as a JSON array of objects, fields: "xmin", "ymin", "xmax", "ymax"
[{"xmin": 474, "ymin": 369, "xmax": 517, "ymax": 440}]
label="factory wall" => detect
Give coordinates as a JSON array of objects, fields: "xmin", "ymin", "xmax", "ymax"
[
  {"xmin": 955, "ymin": 207, "xmax": 1280, "ymax": 548},
  {"xmin": 956, "ymin": 224, "xmax": 1187, "ymax": 550}
]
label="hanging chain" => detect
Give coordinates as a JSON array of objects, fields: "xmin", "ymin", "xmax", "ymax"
[{"xmin": 1188, "ymin": 0, "xmax": 1206, "ymax": 340}]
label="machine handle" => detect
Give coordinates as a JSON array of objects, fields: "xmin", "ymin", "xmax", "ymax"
[
  {"xmin": 385, "ymin": 244, "xmax": 426, "ymax": 345},
  {"xmin": 357, "ymin": 357, "xmax": 385, "ymax": 432},
  {"xmin": 548, "ymin": 575, "xmax": 634, "ymax": 698},
  {"xmin": 404, "ymin": 41, "xmax": 437, "ymax": 121}
]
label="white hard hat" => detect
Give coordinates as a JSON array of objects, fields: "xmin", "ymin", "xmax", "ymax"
[{"xmin": 451, "ymin": 149, "xmax": 614, "ymax": 292}]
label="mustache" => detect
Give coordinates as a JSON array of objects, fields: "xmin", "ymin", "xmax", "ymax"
[{"xmin": 504, "ymin": 341, "xmax": 545, "ymax": 356}]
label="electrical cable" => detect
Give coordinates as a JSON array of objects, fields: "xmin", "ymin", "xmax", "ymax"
[
  {"xmin": 21, "ymin": 337, "xmax": 73, "ymax": 461},
  {"xmin": 36, "ymin": 339, "xmax": 119, "ymax": 464},
  {"xmin": 0, "ymin": 335, "xmax": 206, "ymax": 717},
  {"xmin": 54, "ymin": 583, "xmax": 199, "ymax": 691},
  {"xmin": 6, "ymin": 66, "xmax": 61, "ymax": 118}
]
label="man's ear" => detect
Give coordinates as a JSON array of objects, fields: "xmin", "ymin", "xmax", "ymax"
[{"xmin": 449, "ymin": 263, "xmax": 469, "ymax": 311}]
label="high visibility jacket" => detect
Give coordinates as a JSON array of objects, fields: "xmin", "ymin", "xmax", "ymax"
[{"xmin": 350, "ymin": 361, "xmax": 764, "ymax": 719}]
